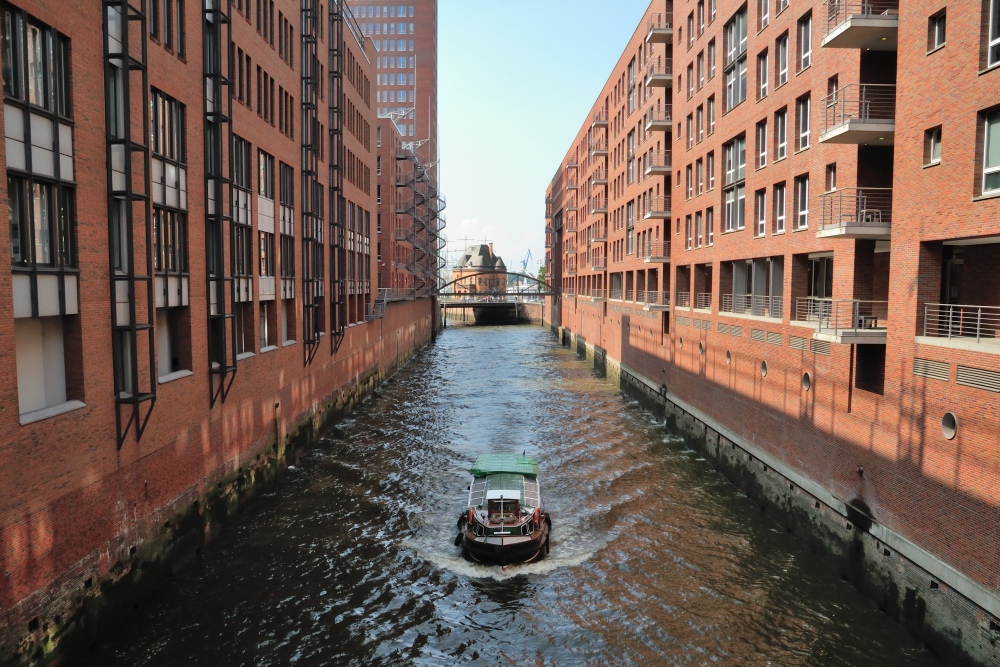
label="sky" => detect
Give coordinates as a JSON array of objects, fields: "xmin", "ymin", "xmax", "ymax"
[{"xmin": 437, "ymin": 0, "xmax": 652, "ymax": 276}]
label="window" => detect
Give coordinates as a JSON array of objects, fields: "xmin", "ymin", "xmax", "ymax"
[
  {"xmin": 696, "ymin": 158, "xmax": 704, "ymax": 195},
  {"xmin": 687, "ymin": 63, "xmax": 694, "ymax": 98},
  {"xmin": 983, "ymin": 110, "xmax": 1000, "ymax": 192},
  {"xmin": 826, "ymin": 163, "xmax": 837, "ymax": 191},
  {"xmin": 773, "ymin": 182, "xmax": 786, "ymax": 233},
  {"xmin": 775, "ymin": 108, "xmax": 787, "ymax": 159},
  {"xmin": 925, "ymin": 126, "xmax": 942, "ymax": 165},
  {"xmin": 707, "ymin": 151, "xmax": 715, "ymax": 190},
  {"xmin": 2, "ymin": 8, "xmax": 71, "ymax": 115},
  {"xmin": 990, "ymin": 0, "xmax": 1000, "ymax": 66},
  {"xmin": 755, "ymin": 189, "xmax": 766, "ymax": 236},
  {"xmin": 695, "ymin": 212, "xmax": 704, "ymax": 247},
  {"xmin": 8, "ymin": 177, "xmax": 75, "ymax": 267},
  {"xmin": 796, "ymin": 95, "xmax": 810, "ymax": 150},
  {"xmin": 778, "ymin": 0, "xmax": 789, "ymax": 9},
  {"xmin": 685, "ymin": 215, "xmax": 693, "ymax": 249},
  {"xmin": 708, "ymin": 39, "xmax": 716, "ymax": 79},
  {"xmin": 697, "ymin": 52, "xmax": 705, "ymax": 89},
  {"xmin": 151, "ymin": 90, "xmax": 185, "ymax": 162},
  {"xmin": 686, "ymin": 114, "xmax": 694, "ymax": 149},
  {"xmin": 698, "ymin": 0, "xmax": 705, "ymax": 34},
  {"xmin": 724, "ymin": 8, "xmax": 748, "ymax": 112},
  {"xmin": 798, "ymin": 13, "xmax": 812, "ymax": 71},
  {"xmin": 708, "ymin": 95, "xmax": 716, "ymax": 134},
  {"xmin": 776, "ymin": 33, "xmax": 788, "ymax": 86},
  {"xmin": 627, "ymin": 130, "xmax": 635, "ymax": 184},
  {"xmin": 697, "ymin": 105, "xmax": 704, "ymax": 142},
  {"xmin": 759, "ymin": 0, "xmax": 770, "ymax": 29},
  {"xmin": 723, "ymin": 136, "xmax": 746, "ymax": 232},
  {"xmin": 259, "ymin": 150, "xmax": 274, "ymax": 199},
  {"xmin": 688, "ymin": 13, "xmax": 695, "ymax": 49},
  {"xmin": 686, "ymin": 165, "xmax": 693, "ymax": 199},
  {"xmin": 929, "ymin": 10, "xmax": 946, "ymax": 51},
  {"xmin": 795, "ymin": 175, "xmax": 809, "ymax": 229},
  {"xmin": 260, "ymin": 230, "xmax": 275, "ymax": 277},
  {"xmin": 711, "ymin": 0, "xmax": 717, "ymax": 22},
  {"xmin": 756, "ymin": 120, "xmax": 767, "ymax": 168},
  {"xmin": 707, "ymin": 207, "xmax": 715, "ymax": 245},
  {"xmin": 628, "ymin": 58, "xmax": 636, "ymax": 113},
  {"xmin": 758, "ymin": 51, "xmax": 768, "ymax": 99},
  {"xmin": 152, "ymin": 208, "xmax": 187, "ymax": 274}
]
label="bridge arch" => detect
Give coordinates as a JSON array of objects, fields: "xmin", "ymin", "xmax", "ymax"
[{"xmin": 437, "ymin": 270, "xmax": 554, "ymax": 296}]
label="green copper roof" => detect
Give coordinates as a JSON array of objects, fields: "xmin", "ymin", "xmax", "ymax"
[{"xmin": 470, "ymin": 453, "xmax": 540, "ymax": 478}]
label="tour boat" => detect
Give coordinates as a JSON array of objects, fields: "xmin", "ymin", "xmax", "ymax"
[{"xmin": 454, "ymin": 453, "xmax": 551, "ymax": 565}]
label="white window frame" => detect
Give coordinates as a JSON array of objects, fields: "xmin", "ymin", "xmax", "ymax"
[
  {"xmin": 990, "ymin": 0, "xmax": 1000, "ymax": 66},
  {"xmin": 983, "ymin": 111, "xmax": 1000, "ymax": 193},
  {"xmin": 758, "ymin": 52, "xmax": 768, "ymax": 99},
  {"xmin": 774, "ymin": 183, "xmax": 786, "ymax": 233},
  {"xmin": 697, "ymin": 105, "xmax": 704, "ymax": 142},
  {"xmin": 707, "ymin": 208, "xmax": 715, "ymax": 245},
  {"xmin": 707, "ymin": 152, "xmax": 715, "ymax": 190},
  {"xmin": 697, "ymin": 158, "xmax": 704, "ymax": 195},
  {"xmin": 799, "ymin": 14, "xmax": 812, "ymax": 70},
  {"xmin": 685, "ymin": 215, "xmax": 693, "ymax": 249},
  {"xmin": 757, "ymin": 121, "xmax": 767, "ymax": 168},
  {"xmin": 927, "ymin": 126, "xmax": 942, "ymax": 165},
  {"xmin": 709, "ymin": 40, "xmax": 716, "ymax": 78},
  {"xmin": 708, "ymin": 96, "xmax": 716, "ymax": 134},
  {"xmin": 777, "ymin": 35, "xmax": 788, "ymax": 86},
  {"xmin": 755, "ymin": 189, "xmax": 766, "ymax": 236},
  {"xmin": 797, "ymin": 95, "xmax": 810, "ymax": 150},
  {"xmin": 930, "ymin": 12, "xmax": 946, "ymax": 50},
  {"xmin": 776, "ymin": 109, "xmax": 787, "ymax": 159},
  {"xmin": 686, "ymin": 165, "xmax": 693, "ymax": 199},
  {"xmin": 760, "ymin": 0, "xmax": 769, "ymax": 28},
  {"xmin": 695, "ymin": 211, "xmax": 703, "ymax": 247},
  {"xmin": 795, "ymin": 176, "xmax": 809, "ymax": 229}
]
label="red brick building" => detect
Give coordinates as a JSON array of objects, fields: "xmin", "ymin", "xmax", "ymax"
[
  {"xmin": 0, "ymin": 0, "xmax": 438, "ymax": 661},
  {"xmin": 546, "ymin": 0, "xmax": 1000, "ymax": 661}
]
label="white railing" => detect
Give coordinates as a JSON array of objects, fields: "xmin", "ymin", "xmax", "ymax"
[
  {"xmin": 610, "ymin": 288, "xmax": 624, "ymax": 300},
  {"xmin": 820, "ymin": 187, "xmax": 892, "ymax": 231},
  {"xmin": 696, "ymin": 292, "xmax": 713, "ymax": 309},
  {"xmin": 923, "ymin": 303, "xmax": 1000, "ymax": 342},
  {"xmin": 645, "ymin": 57, "xmax": 673, "ymax": 80},
  {"xmin": 625, "ymin": 289, "xmax": 635, "ymax": 302},
  {"xmin": 646, "ymin": 151, "xmax": 673, "ymax": 171},
  {"xmin": 646, "ymin": 106, "xmax": 673, "ymax": 126},
  {"xmin": 591, "ymin": 289, "xmax": 607, "ymax": 300},
  {"xmin": 643, "ymin": 241, "xmax": 671, "ymax": 260},
  {"xmin": 796, "ymin": 297, "xmax": 888, "ymax": 333},
  {"xmin": 676, "ymin": 291, "xmax": 691, "ymax": 308},
  {"xmin": 823, "ymin": 84, "xmax": 896, "ymax": 133},
  {"xmin": 644, "ymin": 197, "xmax": 671, "ymax": 217},
  {"xmin": 824, "ymin": 0, "xmax": 898, "ymax": 35}
]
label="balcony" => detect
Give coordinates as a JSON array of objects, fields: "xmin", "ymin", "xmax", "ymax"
[
  {"xmin": 795, "ymin": 297, "xmax": 888, "ymax": 344},
  {"xmin": 563, "ymin": 287, "xmax": 576, "ymax": 297},
  {"xmin": 722, "ymin": 294, "xmax": 783, "ymax": 319},
  {"xmin": 591, "ymin": 257, "xmax": 607, "ymax": 271},
  {"xmin": 645, "ymin": 59, "xmax": 673, "ymax": 88},
  {"xmin": 921, "ymin": 303, "xmax": 1000, "ymax": 352},
  {"xmin": 818, "ymin": 187, "xmax": 892, "ymax": 239},
  {"xmin": 695, "ymin": 292, "xmax": 712, "ymax": 310},
  {"xmin": 590, "ymin": 140, "xmax": 608, "ymax": 158},
  {"xmin": 644, "ymin": 151, "xmax": 673, "ymax": 176},
  {"xmin": 821, "ymin": 84, "xmax": 896, "ymax": 145},
  {"xmin": 821, "ymin": 0, "xmax": 898, "ymax": 51},
  {"xmin": 645, "ymin": 106, "xmax": 672, "ymax": 132},
  {"xmin": 676, "ymin": 292, "xmax": 691, "ymax": 308},
  {"xmin": 625, "ymin": 289, "xmax": 635, "ymax": 302},
  {"xmin": 566, "ymin": 157, "xmax": 578, "ymax": 170},
  {"xmin": 592, "ymin": 110, "xmax": 608, "ymax": 128},
  {"xmin": 592, "ymin": 168, "xmax": 608, "ymax": 185},
  {"xmin": 565, "ymin": 262, "xmax": 577, "ymax": 276},
  {"xmin": 642, "ymin": 241, "xmax": 671, "ymax": 262},
  {"xmin": 610, "ymin": 288, "xmax": 623, "ymax": 301},
  {"xmin": 644, "ymin": 196, "xmax": 671, "ymax": 219},
  {"xmin": 646, "ymin": 13, "xmax": 673, "ymax": 44},
  {"xmin": 592, "ymin": 224, "xmax": 608, "ymax": 242},
  {"xmin": 566, "ymin": 177, "xmax": 578, "ymax": 191},
  {"xmin": 565, "ymin": 197, "xmax": 578, "ymax": 212},
  {"xmin": 589, "ymin": 197, "xmax": 607, "ymax": 215},
  {"xmin": 639, "ymin": 291, "xmax": 671, "ymax": 311}
]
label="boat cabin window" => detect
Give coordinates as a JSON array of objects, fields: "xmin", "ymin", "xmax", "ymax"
[{"xmin": 488, "ymin": 498, "xmax": 519, "ymax": 523}]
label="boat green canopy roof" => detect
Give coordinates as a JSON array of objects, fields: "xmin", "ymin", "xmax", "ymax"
[{"xmin": 470, "ymin": 453, "xmax": 539, "ymax": 478}]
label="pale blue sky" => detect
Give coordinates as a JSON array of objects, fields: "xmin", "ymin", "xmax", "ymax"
[{"xmin": 438, "ymin": 1, "xmax": 650, "ymax": 274}]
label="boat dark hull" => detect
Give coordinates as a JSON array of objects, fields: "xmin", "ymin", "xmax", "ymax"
[{"xmin": 457, "ymin": 515, "xmax": 551, "ymax": 566}]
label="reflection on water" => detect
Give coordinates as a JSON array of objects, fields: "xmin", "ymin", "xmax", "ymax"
[{"xmin": 81, "ymin": 326, "xmax": 940, "ymax": 667}]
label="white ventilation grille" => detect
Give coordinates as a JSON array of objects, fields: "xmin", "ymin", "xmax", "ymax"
[
  {"xmin": 751, "ymin": 329, "xmax": 765, "ymax": 341},
  {"xmin": 913, "ymin": 358, "xmax": 949, "ymax": 382},
  {"xmin": 956, "ymin": 365, "xmax": 1000, "ymax": 392},
  {"xmin": 809, "ymin": 339, "xmax": 831, "ymax": 356},
  {"xmin": 702, "ymin": 320, "xmax": 711, "ymax": 330},
  {"xmin": 679, "ymin": 316, "xmax": 690, "ymax": 326},
  {"xmin": 789, "ymin": 335, "xmax": 808, "ymax": 351},
  {"xmin": 718, "ymin": 323, "xmax": 730, "ymax": 334},
  {"xmin": 767, "ymin": 332, "xmax": 782, "ymax": 345},
  {"xmin": 693, "ymin": 318, "xmax": 702, "ymax": 328},
  {"xmin": 731, "ymin": 325, "xmax": 743, "ymax": 337}
]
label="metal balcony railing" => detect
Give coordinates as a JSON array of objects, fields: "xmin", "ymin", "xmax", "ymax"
[
  {"xmin": 589, "ymin": 197, "xmax": 607, "ymax": 214},
  {"xmin": 645, "ymin": 151, "xmax": 673, "ymax": 173},
  {"xmin": 592, "ymin": 224, "xmax": 608, "ymax": 242},
  {"xmin": 823, "ymin": 84, "xmax": 896, "ymax": 134},
  {"xmin": 636, "ymin": 291, "xmax": 670, "ymax": 307},
  {"xmin": 593, "ymin": 110, "xmax": 608, "ymax": 126},
  {"xmin": 723, "ymin": 294, "xmax": 783, "ymax": 318},
  {"xmin": 923, "ymin": 303, "xmax": 1000, "ymax": 342},
  {"xmin": 695, "ymin": 292, "xmax": 712, "ymax": 309},
  {"xmin": 590, "ymin": 139, "xmax": 608, "ymax": 155},
  {"xmin": 796, "ymin": 297, "xmax": 888, "ymax": 333},
  {"xmin": 823, "ymin": 0, "xmax": 899, "ymax": 36},
  {"xmin": 646, "ymin": 13, "xmax": 673, "ymax": 40},
  {"xmin": 676, "ymin": 292, "xmax": 691, "ymax": 308},
  {"xmin": 643, "ymin": 240, "xmax": 671, "ymax": 261},
  {"xmin": 565, "ymin": 197, "xmax": 578, "ymax": 211},
  {"xmin": 566, "ymin": 177, "xmax": 578, "ymax": 190},
  {"xmin": 644, "ymin": 196, "xmax": 671, "ymax": 218},
  {"xmin": 564, "ymin": 213, "xmax": 578, "ymax": 232},
  {"xmin": 592, "ymin": 257, "xmax": 607, "ymax": 271},
  {"xmin": 591, "ymin": 288, "xmax": 606, "ymax": 300},
  {"xmin": 610, "ymin": 288, "xmax": 623, "ymax": 300},
  {"xmin": 820, "ymin": 187, "xmax": 892, "ymax": 233},
  {"xmin": 645, "ymin": 106, "xmax": 672, "ymax": 128},
  {"xmin": 625, "ymin": 289, "xmax": 635, "ymax": 302},
  {"xmin": 592, "ymin": 167, "xmax": 608, "ymax": 183},
  {"xmin": 645, "ymin": 58, "xmax": 673, "ymax": 83}
]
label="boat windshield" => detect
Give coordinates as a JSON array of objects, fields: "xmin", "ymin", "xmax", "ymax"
[{"xmin": 487, "ymin": 498, "xmax": 519, "ymax": 523}]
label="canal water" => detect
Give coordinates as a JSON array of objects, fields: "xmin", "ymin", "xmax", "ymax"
[{"xmin": 81, "ymin": 325, "xmax": 941, "ymax": 666}]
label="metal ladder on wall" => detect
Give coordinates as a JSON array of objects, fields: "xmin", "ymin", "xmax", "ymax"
[
  {"xmin": 301, "ymin": 0, "xmax": 324, "ymax": 364},
  {"xmin": 103, "ymin": 0, "xmax": 156, "ymax": 448},
  {"xmin": 329, "ymin": 0, "xmax": 348, "ymax": 352},
  {"xmin": 204, "ymin": 0, "xmax": 237, "ymax": 406}
]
